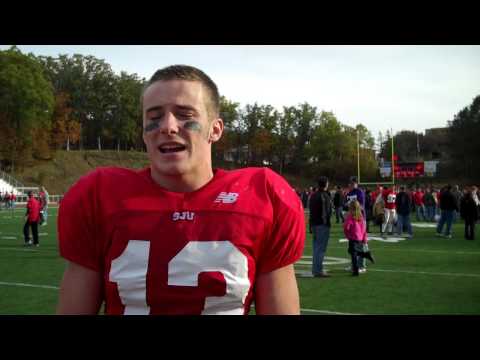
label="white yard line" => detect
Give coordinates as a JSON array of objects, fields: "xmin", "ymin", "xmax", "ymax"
[
  {"xmin": 0, "ymin": 247, "xmax": 56, "ymax": 252},
  {"xmin": 0, "ymin": 281, "xmax": 59, "ymax": 290},
  {"xmin": 0, "ymin": 280, "xmax": 360, "ymax": 315},
  {"xmin": 323, "ymin": 246, "xmax": 480, "ymax": 255},
  {"xmin": 365, "ymin": 268, "xmax": 480, "ymax": 278},
  {"xmin": 300, "ymin": 308, "xmax": 359, "ymax": 315},
  {"xmin": 295, "ymin": 268, "xmax": 480, "ymax": 278},
  {"xmin": 0, "ymin": 247, "xmax": 39, "ymax": 252}
]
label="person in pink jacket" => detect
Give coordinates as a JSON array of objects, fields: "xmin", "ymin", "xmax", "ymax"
[{"xmin": 343, "ymin": 200, "xmax": 375, "ymax": 276}]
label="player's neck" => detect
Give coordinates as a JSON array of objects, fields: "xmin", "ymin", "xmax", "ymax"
[{"xmin": 150, "ymin": 167, "xmax": 215, "ymax": 193}]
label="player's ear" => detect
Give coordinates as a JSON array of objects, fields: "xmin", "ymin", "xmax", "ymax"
[{"xmin": 209, "ymin": 117, "xmax": 224, "ymax": 143}]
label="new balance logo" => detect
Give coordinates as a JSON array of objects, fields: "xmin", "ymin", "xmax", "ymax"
[{"xmin": 214, "ymin": 192, "xmax": 239, "ymax": 204}]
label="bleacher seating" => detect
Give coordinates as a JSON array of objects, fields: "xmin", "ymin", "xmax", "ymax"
[{"xmin": 0, "ymin": 178, "xmax": 21, "ymax": 195}]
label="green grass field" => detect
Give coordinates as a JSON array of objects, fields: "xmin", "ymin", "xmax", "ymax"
[{"xmin": 1, "ymin": 207, "xmax": 479, "ymax": 315}]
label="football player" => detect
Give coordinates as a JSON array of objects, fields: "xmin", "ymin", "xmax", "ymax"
[{"xmin": 56, "ymin": 65, "xmax": 305, "ymax": 315}]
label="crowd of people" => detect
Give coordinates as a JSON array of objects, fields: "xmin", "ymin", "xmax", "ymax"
[
  {"xmin": 0, "ymin": 191, "xmax": 17, "ymax": 210},
  {"xmin": 299, "ymin": 178, "xmax": 480, "ymax": 278}
]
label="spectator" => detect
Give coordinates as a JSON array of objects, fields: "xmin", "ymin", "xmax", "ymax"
[
  {"xmin": 10, "ymin": 191, "xmax": 16, "ymax": 210},
  {"xmin": 396, "ymin": 186, "xmax": 413, "ymax": 238},
  {"xmin": 436, "ymin": 185, "xmax": 459, "ymax": 239},
  {"xmin": 373, "ymin": 191, "xmax": 385, "ymax": 234},
  {"xmin": 343, "ymin": 200, "xmax": 375, "ymax": 276},
  {"xmin": 451, "ymin": 185, "xmax": 463, "ymax": 223},
  {"xmin": 364, "ymin": 188, "xmax": 373, "ymax": 233},
  {"xmin": 309, "ymin": 176, "xmax": 332, "ymax": 278},
  {"xmin": 24, "ymin": 191, "xmax": 41, "ymax": 247},
  {"xmin": 333, "ymin": 185, "xmax": 345, "ymax": 224},
  {"xmin": 413, "ymin": 186, "xmax": 426, "ymax": 222},
  {"xmin": 345, "ymin": 177, "xmax": 365, "ymax": 213},
  {"xmin": 460, "ymin": 186, "xmax": 478, "ymax": 240},
  {"xmin": 424, "ymin": 187, "xmax": 436, "ymax": 222},
  {"xmin": 301, "ymin": 188, "xmax": 309, "ymax": 209},
  {"xmin": 39, "ymin": 186, "xmax": 49, "ymax": 226}
]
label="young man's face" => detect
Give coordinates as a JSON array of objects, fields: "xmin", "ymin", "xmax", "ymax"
[{"xmin": 142, "ymin": 80, "xmax": 223, "ymax": 184}]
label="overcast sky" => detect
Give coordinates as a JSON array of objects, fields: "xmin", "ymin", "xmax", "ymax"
[{"xmin": 2, "ymin": 45, "xmax": 479, "ymax": 137}]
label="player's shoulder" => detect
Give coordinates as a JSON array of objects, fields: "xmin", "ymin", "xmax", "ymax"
[
  {"xmin": 92, "ymin": 166, "xmax": 146, "ymax": 178},
  {"xmin": 221, "ymin": 166, "xmax": 267, "ymax": 178},
  {"xmin": 67, "ymin": 166, "xmax": 149, "ymax": 195},
  {"xmin": 220, "ymin": 166, "xmax": 290, "ymax": 188},
  {"xmin": 77, "ymin": 166, "xmax": 146, "ymax": 183},
  {"xmin": 224, "ymin": 167, "xmax": 301, "ymax": 211}
]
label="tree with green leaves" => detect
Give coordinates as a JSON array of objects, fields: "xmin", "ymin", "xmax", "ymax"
[
  {"xmin": 448, "ymin": 95, "xmax": 480, "ymax": 179},
  {"xmin": 109, "ymin": 72, "xmax": 145, "ymax": 151},
  {"xmin": 0, "ymin": 46, "xmax": 54, "ymax": 171},
  {"xmin": 37, "ymin": 53, "xmax": 119, "ymax": 150},
  {"xmin": 290, "ymin": 103, "xmax": 318, "ymax": 173},
  {"xmin": 309, "ymin": 111, "xmax": 349, "ymax": 179},
  {"xmin": 240, "ymin": 103, "xmax": 263, "ymax": 166},
  {"xmin": 213, "ymin": 96, "xmax": 241, "ymax": 165},
  {"xmin": 274, "ymin": 106, "xmax": 296, "ymax": 174}
]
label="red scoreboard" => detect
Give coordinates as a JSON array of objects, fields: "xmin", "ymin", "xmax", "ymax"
[{"xmin": 394, "ymin": 162, "xmax": 424, "ymax": 178}]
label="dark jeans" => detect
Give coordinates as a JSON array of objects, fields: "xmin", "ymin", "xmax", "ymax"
[
  {"xmin": 416, "ymin": 204, "xmax": 426, "ymax": 221},
  {"xmin": 437, "ymin": 209, "xmax": 454, "ymax": 236},
  {"xmin": 312, "ymin": 225, "xmax": 330, "ymax": 275},
  {"xmin": 348, "ymin": 240, "xmax": 365, "ymax": 274},
  {"xmin": 426, "ymin": 206, "xmax": 436, "ymax": 222},
  {"xmin": 24, "ymin": 221, "xmax": 39, "ymax": 245},
  {"xmin": 465, "ymin": 219, "xmax": 475, "ymax": 240},
  {"xmin": 396, "ymin": 214, "xmax": 413, "ymax": 236},
  {"xmin": 335, "ymin": 207, "xmax": 344, "ymax": 223}
]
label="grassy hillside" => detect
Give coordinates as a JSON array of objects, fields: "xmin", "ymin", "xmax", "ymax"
[
  {"xmin": 14, "ymin": 150, "xmax": 150, "ymax": 194},
  {"xmin": 11, "ymin": 150, "xmax": 317, "ymax": 195}
]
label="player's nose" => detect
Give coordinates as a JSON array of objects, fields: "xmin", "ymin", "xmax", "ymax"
[{"xmin": 159, "ymin": 112, "xmax": 179, "ymax": 135}]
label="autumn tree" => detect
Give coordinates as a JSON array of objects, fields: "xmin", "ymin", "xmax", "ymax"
[
  {"xmin": 37, "ymin": 54, "xmax": 119, "ymax": 149},
  {"xmin": 213, "ymin": 96, "xmax": 241, "ymax": 165},
  {"xmin": 448, "ymin": 95, "xmax": 480, "ymax": 179},
  {"xmin": 50, "ymin": 92, "xmax": 81, "ymax": 150},
  {"xmin": 0, "ymin": 46, "xmax": 54, "ymax": 171}
]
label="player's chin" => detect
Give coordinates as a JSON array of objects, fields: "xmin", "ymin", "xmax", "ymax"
[{"xmin": 152, "ymin": 161, "xmax": 188, "ymax": 177}]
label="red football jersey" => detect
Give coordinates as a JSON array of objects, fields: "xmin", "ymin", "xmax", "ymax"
[
  {"xmin": 58, "ymin": 167, "xmax": 305, "ymax": 315},
  {"xmin": 383, "ymin": 189, "xmax": 397, "ymax": 210}
]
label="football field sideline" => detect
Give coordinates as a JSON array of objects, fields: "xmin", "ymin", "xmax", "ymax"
[
  {"xmin": 295, "ymin": 268, "xmax": 480, "ymax": 278},
  {"xmin": 0, "ymin": 280, "xmax": 352, "ymax": 315}
]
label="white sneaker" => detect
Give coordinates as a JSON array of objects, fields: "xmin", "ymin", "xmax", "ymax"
[{"xmin": 359, "ymin": 268, "xmax": 367, "ymax": 274}]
